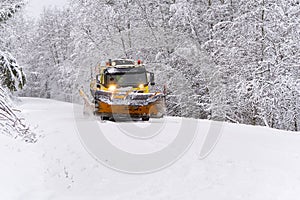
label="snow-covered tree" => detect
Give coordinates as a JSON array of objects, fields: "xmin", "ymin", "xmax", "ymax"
[
  {"xmin": 0, "ymin": 0, "xmax": 35, "ymax": 141},
  {"xmin": 202, "ymin": 0, "xmax": 300, "ymax": 130},
  {"xmin": 0, "ymin": 51, "xmax": 26, "ymax": 91},
  {"xmin": 0, "ymin": 0, "xmax": 26, "ymax": 92},
  {"xmin": 18, "ymin": 7, "xmax": 77, "ymax": 101}
]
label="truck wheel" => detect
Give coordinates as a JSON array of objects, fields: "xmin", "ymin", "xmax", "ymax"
[
  {"xmin": 142, "ymin": 116, "xmax": 150, "ymax": 121},
  {"xmin": 101, "ymin": 116, "xmax": 110, "ymax": 121}
]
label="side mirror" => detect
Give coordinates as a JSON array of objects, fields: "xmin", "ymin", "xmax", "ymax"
[
  {"xmin": 149, "ymin": 72, "xmax": 155, "ymax": 86},
  {"xmin": 96, "ymin": 74, "xmax": 101, "ymax": 88}
]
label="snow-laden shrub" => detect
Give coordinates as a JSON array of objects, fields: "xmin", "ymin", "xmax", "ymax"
[{"xmin": 0, "ymin": 86, "xmax": 36, "ymax": 142}]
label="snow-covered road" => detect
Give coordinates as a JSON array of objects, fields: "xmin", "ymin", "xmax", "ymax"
[{"xmin": 1, "ymin": 97, "xmax": 300, "ymax": 199}]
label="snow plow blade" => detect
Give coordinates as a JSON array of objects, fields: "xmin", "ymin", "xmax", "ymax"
[{"xmin": 94, "ymin": 90, "xmax": 165, "ymax": 119}]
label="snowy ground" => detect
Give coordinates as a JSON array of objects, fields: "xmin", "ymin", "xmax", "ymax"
[{"xmin": 1, "ymin": 97, "xmax": 300, "ymax": 199}]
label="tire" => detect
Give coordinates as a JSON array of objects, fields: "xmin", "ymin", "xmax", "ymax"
[
  {"xmin": 101, "ymin": 116, "xmax": 110, "ymax": 121},
  {"xmin": 142, "ymin": 116, "xmax": 150, "ymax": 121}
]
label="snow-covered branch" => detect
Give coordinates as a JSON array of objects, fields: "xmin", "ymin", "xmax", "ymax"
[{"xmin": 0, "ymin": 86, "xmax": 36, "ymax": 142}]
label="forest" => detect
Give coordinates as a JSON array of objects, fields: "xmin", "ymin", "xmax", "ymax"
[{"xmin": 1, "ymin": 0, "xmax": 299, "ymax": 132}]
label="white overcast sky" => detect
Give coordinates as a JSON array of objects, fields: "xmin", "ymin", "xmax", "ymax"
[{"xmin": 25, "ymin": 0, "xmax": 68, "ymax": 19}]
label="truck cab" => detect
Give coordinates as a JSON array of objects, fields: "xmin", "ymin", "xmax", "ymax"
[{"xmin": 91, "ymin": 59, "xmax": 155, "ymax": 95}]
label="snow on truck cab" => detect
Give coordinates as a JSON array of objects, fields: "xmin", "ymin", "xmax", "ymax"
[{"xmin": 80, "ymin": 59, "xmax": 166, "ymax": 121}]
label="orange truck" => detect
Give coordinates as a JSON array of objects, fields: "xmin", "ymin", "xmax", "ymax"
[{"xmin": 80, "ymin": 59, "xmax": 165, "ymax": 121}]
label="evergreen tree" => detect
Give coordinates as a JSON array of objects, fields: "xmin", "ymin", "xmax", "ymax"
[{"xmin": 0, "ymin": 51, "xmax": 26, "ymax": 91}]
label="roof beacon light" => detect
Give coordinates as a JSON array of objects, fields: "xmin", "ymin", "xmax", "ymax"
[{"xmin": 137, "ymin": 59, "xmax": 142, "ymax": 65}]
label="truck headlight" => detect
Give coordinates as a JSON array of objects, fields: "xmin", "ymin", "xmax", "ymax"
[
  {"xmin": 108, "ymin": 85, "xmax": 117, "ymax": 91},
  {"xmin": 139, "ymin": 84, "xmax": 145, "ymax": 89}
]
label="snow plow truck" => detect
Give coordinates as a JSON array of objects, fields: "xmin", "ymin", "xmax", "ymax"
[{"xmin": 80, "ymin": 59, "xmax": 166, "ymax": 121}]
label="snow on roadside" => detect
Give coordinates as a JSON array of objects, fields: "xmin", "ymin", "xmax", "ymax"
[
  {"xmin": 0, "ymin": 86, "xmax": 36, "ymax": 142},
  {"xmin": 0, "ymin": 97, "xmax": 299, "ymax": 200}
]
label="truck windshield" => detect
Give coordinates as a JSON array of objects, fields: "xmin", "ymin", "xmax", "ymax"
[{"xmin": 106, "ymin": 72, "xmax": 147, "ymax": 87}]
